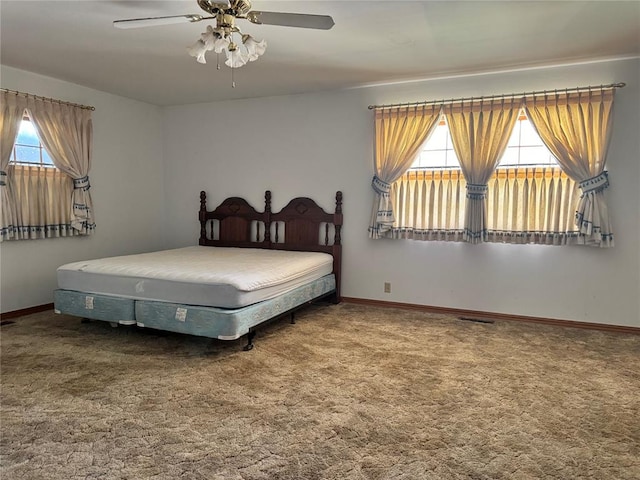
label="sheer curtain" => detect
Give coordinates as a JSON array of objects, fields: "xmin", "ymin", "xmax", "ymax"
[
  {"xmin": 25, "ymin": 97, "xmax": 95, "ymax": 235},
  {"xmin": 0, "ymin": 91, "xmax": 27, "ymax": 241},
  {"xmin": 369, "ymin": 104, "xmax": 442, "ymax": 239},
  {"xmin": 392, "ymin": 167, "xmax": 580, "ymax": 245},
  {"xmin": 391, "ymin": 169, "xmax": 466, "ymax": 241},
  {"xmin": 9, "ymin": 165, "xmax": 75, "ymax": 239},
  {"xmin": 525, "ymin": 89, "xmax": 615, "ymax": 247},
  {"xmin": 445, "ymin": 98, "xmax": 520, "ymax": 243},
  {"xmin": 485, "ymin": 167, "xmax": 580, "ymax": 244}
]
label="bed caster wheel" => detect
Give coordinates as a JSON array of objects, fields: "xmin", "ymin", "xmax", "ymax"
[
  {"xmin": 109, "ymin": 322, "xmax": 119, "ymax": 328},
  {"xmin": 243, "ymin": 343, "xmax": 254, "ymax": 351}
]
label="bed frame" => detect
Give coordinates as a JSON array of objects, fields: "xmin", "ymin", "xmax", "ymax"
[
  {"xmin": 55, "ymin": 191, "xmax": 342, "ymax": 351},
  {"xmin": 198, "ymin": 189, "xmax": 343, "ymax": 349}
]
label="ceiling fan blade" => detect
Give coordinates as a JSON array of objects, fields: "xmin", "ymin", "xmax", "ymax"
[
  {"xmin": 113, "ymin": 14, "xmax": 206, "ymax": 29},
  {"xmin": 247, "ymin": 11, "xmax": 335, "ymax": 30}
]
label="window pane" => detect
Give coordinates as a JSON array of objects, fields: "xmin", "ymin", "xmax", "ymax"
[
  {"xmin": 518, "ymin": 146, "xmax": 551, "ymax": 166},
  {"xmin": 421, "ymin": 150, "xmax": 447, "ymax": 169},
  {"xmin": 425, "ymin": 124, "xmax": 448, "ymax": 149},
  {"xmin": 506, "ymin": 120, "xmax": 521, "ymax": 147},
  {"xmin": 15, "ymin": 145, "xmax": 42, "ymax": 164},
  {"xmin": 499, "ymin": 147, "xmax": 520, "ymax": 167},
  {"xmin": 443, "ymin": 146, "xmax": 459, "ymax": 168},
  {"xmin": 16, "ymin": 120, "xmax": 40, "ymax": 146},
  {"xmin": 42, "ymin": 148, "xmax": 55, "ymax": 166},
  {"xmin": 519, "ymin": 120, "xmax": 543, "ymax": 146}
]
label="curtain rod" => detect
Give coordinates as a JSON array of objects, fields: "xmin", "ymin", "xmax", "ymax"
[
  {"xmin": 367, "ymin": 82, "xmax": 626, "ymax": 110},
  {"xmin": 1, "ymin": 88, "xmax": 95, "ymax": 111}
]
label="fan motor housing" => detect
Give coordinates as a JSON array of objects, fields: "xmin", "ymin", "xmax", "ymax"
[
  {"xmin": 230, "ymin": 0, "xmax": 252, "ymax": 17},
  {"xmin": 197, "ymin": 0, "xmax": 252, "ymax": 17}
]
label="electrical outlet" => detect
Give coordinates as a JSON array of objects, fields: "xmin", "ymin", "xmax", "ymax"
[{"xmin": 384, "ymin": 282, "xmax": 391, "ymax": 293}]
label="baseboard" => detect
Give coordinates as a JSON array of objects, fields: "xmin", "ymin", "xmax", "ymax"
[
  {"xmin": 4, "ymin": 299, "xmax": 639, "ymax": 335},
  {"xmin": 342, "ymin": 297, "xmax": 640, "ymax": 335},
  {"xmin": 1, "ymin": 303, "xmax": 54, "ymax": 320}
]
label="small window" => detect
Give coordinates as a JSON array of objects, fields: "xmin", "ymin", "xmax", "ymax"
[{"xmin": 9, "ymin": 115, "xmax": 55, "ymax": 167}]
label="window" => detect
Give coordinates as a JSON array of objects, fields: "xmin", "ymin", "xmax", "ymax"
[
  {"xmin": 9, "ymin": 115, "xmax": 55, "ymax": 167},
  {"xmin": 6, "ymin": 116, "xmax": 75, "ymax": 240},
  {"xmin": 500, "ymin": 112, "xmax": 557, "ymax": 168},
  {"xmin": 393, "ymin": 109, "xmax": 580, "ymax": 245},
  {"xmin": 370, "ymin": 88, "xmax": 616, "ymax": 247},
  {"xmin": 411, "ymin": 119, "xmax": 458, "ymax": 169},
  {"xmin": 1, "ymin": 91, "xmax": 95, "ymax": 242},
  {"xmin": 411, "ymin": 110, "xmax": 556, "ymax": 171}
]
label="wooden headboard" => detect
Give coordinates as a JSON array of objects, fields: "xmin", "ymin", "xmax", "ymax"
[
  {"xmin": 199, "ymin": 191, "xmax": 271, "ymax": 248},
  {"xmin": 199, "ymin": 190, "xmax": 343, "ymax": 302}
]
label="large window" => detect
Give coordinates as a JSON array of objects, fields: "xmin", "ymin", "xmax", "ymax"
[
  {"xmin": 370, "ymin": 88, "xmax": 615, "ymax": 247},
  {"xmin": 393, "ymin": 110, "xmax": 580, "ymax": 245}
]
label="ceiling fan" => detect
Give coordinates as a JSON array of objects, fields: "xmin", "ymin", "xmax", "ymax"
[{"xmin": 114, "ymin": 0, "xmax": 335, "ymax": 69}]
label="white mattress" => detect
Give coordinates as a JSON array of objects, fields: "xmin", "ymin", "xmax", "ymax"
[{"xmin": 57, "ymin": 246, "xmax": 333, "ymax": 308}]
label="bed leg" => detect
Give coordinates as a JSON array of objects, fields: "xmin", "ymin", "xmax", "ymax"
[
  {"xmin": 243, "ymin": 330, "xmax": 256, "ymax": 351},
  {"xmin": 290, "ymin": 312, "xmax": 296, "ymax": 324},
  {"xmin": 81, "ymin": 318, "xmax": 91, "ymax": 323}
]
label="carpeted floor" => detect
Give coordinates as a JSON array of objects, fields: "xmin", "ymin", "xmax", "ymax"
[{"xmin": 1, "ymin": 303, "xmax": 638, "ymax": 479}]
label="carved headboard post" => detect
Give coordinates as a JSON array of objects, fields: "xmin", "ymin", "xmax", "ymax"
[
  {"xmin": 334, "ymin": 191, "xmax": 343, "ymax": 245},
  {"xmin": 264, "ymin": 190, "xmax": 272, "ymax": 244},
  {"xmin": 332, "ymin": 191, "xmax": 343, "ymax": 303},
  {"xmin": 199, "ymin": 191, "xmax": 207, "ymax": 245}
]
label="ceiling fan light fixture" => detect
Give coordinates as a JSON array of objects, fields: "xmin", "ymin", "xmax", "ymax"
[
  {"xmin": 212, "ymin": 31, "xmax": 231, "ymax": 53},
  {"xmin": 224, "ymin": 44, "xmax": 250, "ymax": 68},
  {"xmin": 188, "ymin": 39, "xmax": 210, "ymax": 64},
  {"xmin": 118, "ymin": 0, "xmax": 333, "ymax": 81},
  {"xmin": 242, "ymin": 34, "xmax": 267, "ymax": 62},
  {"xmin": 189, "ymin": 25, "xmax": 265, "ymax": 68}
]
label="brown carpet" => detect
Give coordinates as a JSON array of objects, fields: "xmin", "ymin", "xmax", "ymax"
[{"xmin": 1, "ymin": 303, "xmax": 638, "ymax": 479}]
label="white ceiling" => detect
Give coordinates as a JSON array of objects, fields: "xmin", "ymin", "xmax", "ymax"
[{"xmin": 1, "ymin": 1, "xmax": 639, "ymax": 106}]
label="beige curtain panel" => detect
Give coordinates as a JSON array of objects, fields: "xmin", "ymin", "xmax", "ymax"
[
  {"xmin": 0, "ymin": 91, "xmax": 27, "ymax": 241},
  {"xmin": 368, "ymin": 104, "xmax": 442, "ymax": 239},
  {"xmin": 445, "ymin": 98, "xmax": 520, "ymax": 243},
  {"xmin": 8, "ymin": 165, "xmax": 76, "ymax": 240},
  {"xmin": 525, "ymin": 89, "xmax": 615, "ymax": 247},
  {"xmin": 25, "ymin": 96, "xmax": 95, "ymax": 235}
]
